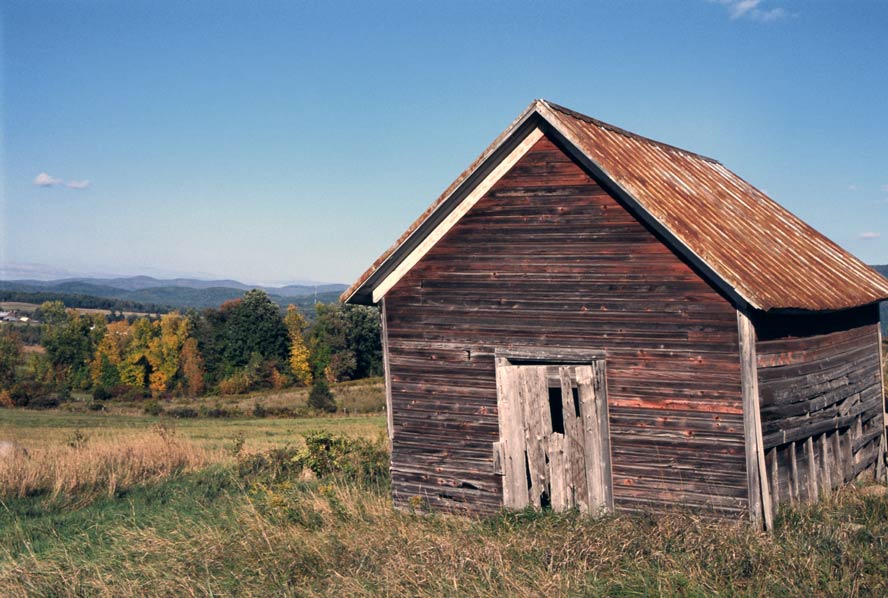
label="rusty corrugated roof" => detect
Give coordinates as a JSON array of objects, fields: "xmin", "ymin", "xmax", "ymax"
[{"xmin": 343, "ymin": 100, "xmax": 888, "ymax": 311}]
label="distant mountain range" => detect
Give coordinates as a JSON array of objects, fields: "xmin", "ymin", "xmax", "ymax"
[
  {"xmin": 1, "ymin": 269, "xmax": 885, "ymax": 329},
  {"xmin": 0, "ymin": 276, "xmax": 347, "ymax": 311}
]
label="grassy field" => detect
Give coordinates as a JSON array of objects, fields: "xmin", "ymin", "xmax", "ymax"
[
  {"xmin": 0, "ymin": 402, "xmax": 386, "ymax": 453},
  {"xmin": 1, "ymin": 399, "xmax": 888, "ymax": 596},
  {"xmin": 0, "ymin": 301, "xmax": 159, "ymax": 318}
]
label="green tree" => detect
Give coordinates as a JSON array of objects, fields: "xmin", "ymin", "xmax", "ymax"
[
  {"xmin": 308, "ymin": 303, "xmax": 382, "ymax": 382},
  {"xmin": 0, "ymin": 330, "xmax": 23, "ymax": 389},
  {"xmin": 222, "ymin": 290, "xmax": 289, "ymax": 371},
  {"xmin": 40, "ymin": 302, "xmax": 105, "ymax": 388},
  {"xmin": 188, "ymin": 307, "xmax": 226, "ymax": 386},
  {"xmin": 345, "ymin": 305, "xmax": 382, "ymax": 379},
  {"xmin": 308, "ymin": 302, "xmax": 353, "ymax": 382}
]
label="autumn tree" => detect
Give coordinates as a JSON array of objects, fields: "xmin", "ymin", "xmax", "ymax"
[
  {"xmin": 146, "ymin": 312, "xmax": 190, "ymax": 395},
  {"xmin": 90, "ymin": 320, "xmax": 131, "ymax": 388},
  {"xmin": 284, "ymin": 305, "xmax": 312, "ymax": 386},
  {"xmin": 180, "ymin": 337, "xmax": 206, "ymax": 396},
  {"xmin": 119, "ymin": 317, "xmax": 157, "ymax": 390}
]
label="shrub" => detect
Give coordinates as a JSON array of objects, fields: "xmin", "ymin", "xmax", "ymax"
[
  {"xmin": 108, "ymin": 384, "xmax": 138, "ymax": 399},
  {"xmin": 92, "ymin": 386, "xmax": 111, "ymax": 402},
  {"xmin": 10, "ymin": 383, "xmax": 32, "ymax": 407},
  {"xmin": 26, "ymin": 394, "xmax": 60, "ymax": 409},
  {"xmin": 122, "ymin": 387, "xmax": 149, "ymax": 402},
  {"xmin": 219, "ymin": 371, "xmax": 253, "ymax": 395},
  {"xmin": 294, "ymin": 430, "xmax": 388, "ymax": 485},
  {"xmin": 87, "ymin": 401, "xmax": 106, "ymax": 412},
  {"xmin": 308, "ymin": 378, "xmax": 336, "ymax": 413},
  {"xmin": 143, "ymin": 400, "xmax": 163, "ymax": 416},
  {"xmin": 200, "ymin": 404, "xmax": 237, "ymax": 418},
  {"xmin": 8, "ymin": 380, "xmax": 61, "ymax": 408},
  {"xmin": 252, "ymin": 402, "xmax": 267, "ymax": 418},
  {"xmin": 165, "ymin": 406, "xmax": 198, "ymax": 419},
  {"xmin": 237, "ymin": 445, "xmax": 302, "ymax": 482}
]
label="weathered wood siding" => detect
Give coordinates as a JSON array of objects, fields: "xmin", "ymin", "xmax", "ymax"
[
  {"xmin": 383, "ymin": 134, "xmax": 748, "ymax": 516},
  {"xmin": 754, "ymin": 306, "xmax": 884, "ymax": 506}
]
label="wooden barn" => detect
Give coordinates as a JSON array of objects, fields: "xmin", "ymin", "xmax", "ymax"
[{"xmin": 343, "ymin": 100, "xmax": 888, "ymax": 527}]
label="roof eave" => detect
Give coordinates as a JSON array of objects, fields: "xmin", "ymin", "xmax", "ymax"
[{"xmin": 343, "ymin": 99, "xmax": 888, "ymax": 313}]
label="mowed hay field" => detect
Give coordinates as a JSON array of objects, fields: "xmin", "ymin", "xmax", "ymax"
[{"xmin": 2, "ymin": 397, "xmax": 888, "ymax": 596}]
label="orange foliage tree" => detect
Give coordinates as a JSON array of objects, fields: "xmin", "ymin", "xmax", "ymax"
[{"xmin": 179, "ymin": 337, "xmax": 206, "ymax": 396}]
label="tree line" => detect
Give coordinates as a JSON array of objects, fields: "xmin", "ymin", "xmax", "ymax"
[
  {"xmin": 0, "ymin": 290, "xmax": 381, "ymax": 411},
  {"xmin": 0, "ymin": 289, "xmax": 168, "ymax": 314}
]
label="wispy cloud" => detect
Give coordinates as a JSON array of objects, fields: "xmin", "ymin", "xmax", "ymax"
[
  {"xmin": 34, "ymin": 172, "xmax": 63, "ymax": 187},
  {"xmin": 858, "ymin": 232, "xmax": 881, "ymax": 240},
  {"xmin": 33, "ymin": 172, "xmax": 91, "ymax": 190},
  {"xmin": 848, "ymin": 184, "xmax": 858, "ymax": 191},
  {"xmin": 711, "ymin": 0, "xmax": 790, "ymax": 23},
  {"xmin": 881, "ymin": 183, "xmax": 888, "ymax": 193}
]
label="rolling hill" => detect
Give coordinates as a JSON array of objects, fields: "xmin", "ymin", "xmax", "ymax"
[{"xmin": 0, "ymin": 276, "xmax": 347, "ymax": 312}]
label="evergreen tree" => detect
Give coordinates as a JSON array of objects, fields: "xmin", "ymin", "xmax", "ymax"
[{"xmin": 308, "ymin": 377, "xmax": 336, "ymax": 412}]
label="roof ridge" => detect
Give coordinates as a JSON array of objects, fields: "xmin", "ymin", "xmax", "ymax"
[{"xmin": 539, "ymin": 100, "xmax": 721, "ymax": 165}]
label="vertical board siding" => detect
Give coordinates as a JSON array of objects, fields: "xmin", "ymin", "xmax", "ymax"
[
  {"xmin": 755, "ymin": 307, "xmax": 884, "ymax": 504},
  {"xmin": 384, "ymin": 135, "xmax": 747, "ymax": 516}
]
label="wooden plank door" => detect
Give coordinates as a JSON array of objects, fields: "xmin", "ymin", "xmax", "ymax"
[{"xmin": 495, "ymin": 359, "xmax": 612, "ymax": 514}]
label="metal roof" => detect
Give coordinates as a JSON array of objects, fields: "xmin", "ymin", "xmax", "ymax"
[{"xmin": 343, "ymin": 100, "xmax": 888, "ymax": 312}]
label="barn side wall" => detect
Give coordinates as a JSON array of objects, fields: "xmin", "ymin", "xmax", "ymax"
[
  {"xmin": 753, "ymin": 305, "xmax": 885, "ymax": 506},
  {"xmin": 383, "ymin": 134, "xmax": 748, "ymax": 516}
]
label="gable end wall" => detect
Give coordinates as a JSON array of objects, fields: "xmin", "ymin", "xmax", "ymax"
[{"xmin": 383, "ymin": 135, "xmax": 748, "ymax": 516}]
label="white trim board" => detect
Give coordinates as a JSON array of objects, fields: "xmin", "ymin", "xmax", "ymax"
[{"xmin": 372, "ymin": 127, "xmax": 545, "ymax": 303}]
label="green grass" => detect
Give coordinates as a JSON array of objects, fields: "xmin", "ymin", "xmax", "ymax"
[{"xmin": 2, "ymin": 459, "xmax": 887, "ymax": 596}]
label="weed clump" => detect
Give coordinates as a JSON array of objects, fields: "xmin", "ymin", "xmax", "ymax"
[{"xmin": 294, "ymin": 430, "xmax": 388, "ymax": 485}]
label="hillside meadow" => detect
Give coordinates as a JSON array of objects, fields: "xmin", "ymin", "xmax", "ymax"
[{"xmin": 0, "ymin": 387, "xmax": 887, "ymax": 597}]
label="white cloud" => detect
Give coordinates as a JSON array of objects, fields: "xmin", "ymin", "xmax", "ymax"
[
  {"xmin": 858, "ymin": 232, "xmax": 881, "ymax": 240},
  {"xmin": 848, "ymin": 184, "xmax": 858, "ymax": 191},
  {"xmin": 34, "ymin": 172, "xmax": 63, "ymax": 187},
  {"xmin": 33, "ymin": 172, "xmax": 91, "ymax": 190},
  {"xmin": 712, "ymin": 0, "xmax": 789, "ymax": 23}
]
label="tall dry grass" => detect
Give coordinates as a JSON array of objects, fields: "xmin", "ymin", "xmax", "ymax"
[{"xmin": 0, "ymin": 425, "xmax": 218, "ymax": 505}]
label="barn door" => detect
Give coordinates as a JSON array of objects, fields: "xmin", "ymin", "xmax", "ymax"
[{"xmin": 494, "ymin": 360, "xmax": 612, "ymax": 514}]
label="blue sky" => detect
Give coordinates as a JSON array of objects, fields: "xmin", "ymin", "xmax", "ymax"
[{"xmin": 2, "ymin": 0, "xmax": 887, "ymax": 285}]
